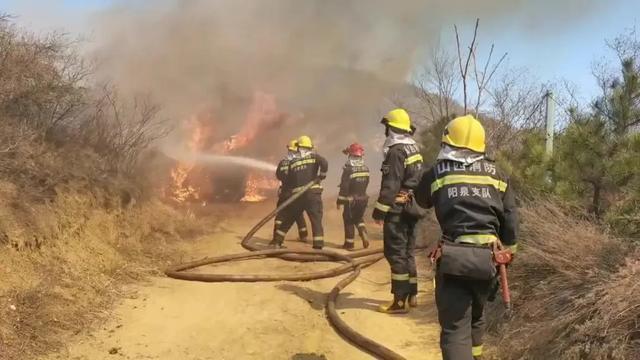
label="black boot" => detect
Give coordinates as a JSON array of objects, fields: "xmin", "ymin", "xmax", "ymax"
[
  {"xmin": 312, "ymin": 237, "xmax": 324, "ymax": 250},
  {"xmin": 343, "ymin": 239, "xmax": 355, "ymax": 251},
  {"xmin": 298, "ymin": 230, "xmax": 309, "ymax": 243}
]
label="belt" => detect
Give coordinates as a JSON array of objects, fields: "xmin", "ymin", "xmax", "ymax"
[{"xmin": 454, "ymin": 234, "xmax": 498, "ymax": 246}]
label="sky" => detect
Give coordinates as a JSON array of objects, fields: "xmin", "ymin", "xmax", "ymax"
[{"xmin": 0, "ymin": 0, "xmax": 638, "ymax": 101}]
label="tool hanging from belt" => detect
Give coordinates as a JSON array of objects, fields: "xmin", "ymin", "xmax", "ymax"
[{"xmin": 429, "ymin": 237, "xmax": 514, "ymax": 310}]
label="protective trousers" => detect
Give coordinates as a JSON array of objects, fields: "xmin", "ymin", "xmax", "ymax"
[
  {"xmin": 435, "ymin": 271, "xmax": 494, "ymax": 360},
  {"xmin": 273, "ymin": 195, "xmax": 308, "ymax": 241},
  {"xmin": 342, "ymin": 196, "xmax": 368, "ymax": 249},
  {"xmin": 275, "ymin": 191, "xmax": 324, "ymax": 249},
  {"xmin": 383, "ymin": 213, "xmax": 418, "ymax": 298}
]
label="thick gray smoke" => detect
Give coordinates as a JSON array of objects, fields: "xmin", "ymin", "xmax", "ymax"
[{"xmin": 93, "ymin": 0, "xmax": 605, "ymax": 191}]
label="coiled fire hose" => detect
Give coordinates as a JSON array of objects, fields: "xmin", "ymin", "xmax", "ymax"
[{"xmin": 165, "ymin": 180, "xmax": 407, "ymax": 359}]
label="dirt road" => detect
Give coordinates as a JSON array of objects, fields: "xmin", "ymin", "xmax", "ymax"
[{"xmin": 47, "ymin": 203, "xmax": 442, "ymax": 360}]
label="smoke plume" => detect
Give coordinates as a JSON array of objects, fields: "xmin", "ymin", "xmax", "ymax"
[{"xmin": 93, "ymin": 0, "xmax": 605, "ymax": 190}]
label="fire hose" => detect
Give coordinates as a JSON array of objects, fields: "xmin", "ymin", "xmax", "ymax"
[
  {"xmin": 165, "ymin": 180, "xmax": 407, "ymax": 360},
  {"xmin": 165, "ymin": 180, "xmax": 513, "ymax": 358}
]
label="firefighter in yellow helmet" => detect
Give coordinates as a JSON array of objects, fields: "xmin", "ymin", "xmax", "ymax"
[
  {"xmin": 269, "ymin": 140, "xmax": 309, "ymax": 247},
  {"xmin": 373, "ymin": 108, "xmax": 426, "ymax": 314},
  {"xmin": 273, "ymin": 135, "xmax": 328, "ymax": 249},
  {"xmin": 415, "ymin": 115, "xmax": 519, "ymax": 360}
]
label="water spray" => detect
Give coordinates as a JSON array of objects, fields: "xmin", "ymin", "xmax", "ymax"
[
  {"xmin": 192, "ymin": 154, "xmax": 277, "ymax": 172},
  {"xmin": 164, "ymin": 147, "xmax": 277, "ymax": 172}
]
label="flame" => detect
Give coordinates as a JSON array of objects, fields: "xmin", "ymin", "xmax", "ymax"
[
  {"xmin": 241, "ymin": 172, "xmax": 279, "ymax": 202},
  {"xmin": 167, "ymin": 114, "xmax": 209, "ymax": 203},
  {"xmin": 167, "ymin": 91, "xmax": 284, "ymax": 204},
  {"xmin": 170, "ymin": 164, "xmax": 199, "ymax": 202},
  {"xmin": 218, "ymin": 91, "xmax": 282, "ymax": 153},
  {"xmin": 240, "ymin": 172, "xmax": 266, "ymax": 202}
]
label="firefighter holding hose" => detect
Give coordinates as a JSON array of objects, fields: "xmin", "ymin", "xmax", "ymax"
[
  {"xmin": 337, "ymin": 143, "xmax": 370, "ymax": 251},
  {"xmin": 273, "ymin": 135, "xmax": 328, "ymax": 250},
  {"xmin": 269, "ymin": 139, "xmax": 309, "ymax": 247},
  {"xmin": 373, "ymin": 108, "xmax": 425, "ymax": 314},
  {"xmin": 414, "ymin": 115, "xmax": 518, "ymax": 360}
]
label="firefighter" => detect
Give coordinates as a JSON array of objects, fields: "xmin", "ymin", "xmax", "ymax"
[
  {"xmin": 414, "ymin": 115, "xmax": 518, "ymax": 360},
  {"xmin": 270, "ymin": 139, "xmax": 308, "ymax": 246},
  {"xmin": 273, "ymin": 135, "xmax": 328, "ymax": 250},
  {"xmin": 372, "ymin": 108, "xmax": 425, "ymax": 314},
  {"xmin": 337, "ymin": 143, "xmax": 370, "ymax": 251}
]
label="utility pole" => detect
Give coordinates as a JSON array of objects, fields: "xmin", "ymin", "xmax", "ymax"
[{"xmin": 545, "ymin": 90, "xmax": 555, "ymax": 157}]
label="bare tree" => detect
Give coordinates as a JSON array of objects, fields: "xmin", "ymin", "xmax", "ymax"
[
  {"xmin": 76, "ymin": 85, "xmax": 172, "ymax": 173},
  {"xmin": 472, "ymin": 44, "xmax": 507, "ymax": 114},
  {"xmin": 453, "ymin": 18, "xmax": 507, "ymax": 117},
  {"xmin": 415, "ymin": 45, "xmax": 459, "ymax": 123},
  {"xmin": 486, "ymin": 69, "xmax": 547, "ymax": 150},
  {"xmin": 454, "ymin": 19, "xmax": 479, "ymax": 113}
]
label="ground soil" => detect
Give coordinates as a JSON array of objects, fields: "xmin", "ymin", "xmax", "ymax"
[{"xmin": 45, "ymin": 203, "xmax": 442, "ymax": 360}]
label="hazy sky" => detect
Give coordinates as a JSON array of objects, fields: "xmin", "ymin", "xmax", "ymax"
[{"xmin": 1, "ymin": 0, "xmax": 638, "ymax": 101}]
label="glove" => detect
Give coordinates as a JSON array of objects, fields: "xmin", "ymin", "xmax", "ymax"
[{"xmin": 372, "ymin": 208, "xmax": 386, "ymax": 222}]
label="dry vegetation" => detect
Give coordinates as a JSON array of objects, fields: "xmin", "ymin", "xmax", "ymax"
[
  {"xmin": 0, "ymin": 16, "xmax": 208, "ymax": 360},
  {"xmin": 487, "ymin": 201, "xmax": 640, "ymax": 359}
]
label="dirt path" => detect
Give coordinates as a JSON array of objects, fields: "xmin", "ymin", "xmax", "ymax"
[{"xmin": 47, "ymin": 203, "xmax": 442, "ymax": 360}]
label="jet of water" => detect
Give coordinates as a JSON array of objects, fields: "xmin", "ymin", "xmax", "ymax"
[{"xmin": 193, "ymin": 154, "xmax": 277, "ymax": 172}]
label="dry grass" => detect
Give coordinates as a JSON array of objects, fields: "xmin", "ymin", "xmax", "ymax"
[
  {"xmin": 0, "ymin": 146, "xmax": 208, "ymax": 359},
  {"xmin": 0, "ymin": 17, "xmax": 206, "ymax": 360},
  {"xmin": 488, "ymin": 201, "xmax": 640, "ymax": 359}
]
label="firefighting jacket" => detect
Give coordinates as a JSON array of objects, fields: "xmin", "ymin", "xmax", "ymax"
[
  {"xmin": 276, "ymin": 158, "xmax": 293, "ymax": 196},
  {"xmin": 286, "ymin": 152, "xmax": 329, "ymax": 194},
  {"xmin": 372, "ymin": 143, "xmax": 424, "ymax": 220},
  {"xmin": 414, "ymin": 158, "xmax": 518, "ymax": 246},
  {"xmin": 337, "ymin": 160, "xmax": 370, "ymax": 205}
]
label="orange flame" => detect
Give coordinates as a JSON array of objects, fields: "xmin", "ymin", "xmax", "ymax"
[
  {"xmin": 240, "ymin": 173, "xmax": 266, "ymax": 202},
  {"xmin": 167, "ymin": 114, "xmax": 210, "ymax": 203},
  {"xmin": 167, "ymin": 91, "xmax": 283, "ymax": 204}
]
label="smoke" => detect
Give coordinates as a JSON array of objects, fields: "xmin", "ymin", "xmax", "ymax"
[{"xmin": 92, "ymin": 0, "xmax": 605, "ymax": 191}]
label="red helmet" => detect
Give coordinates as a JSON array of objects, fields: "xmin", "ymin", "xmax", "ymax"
[{"xmin": 343, "ymin": 143, "xmax": 364, "ymax": 157}]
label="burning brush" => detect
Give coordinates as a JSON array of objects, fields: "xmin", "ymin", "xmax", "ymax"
[{"xmin": 166, "ymin": 91, "xmax": 287, "ymax": 204}]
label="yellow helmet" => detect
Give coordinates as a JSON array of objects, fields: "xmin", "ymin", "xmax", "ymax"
[
  {"xmin": 442, "ymin": 115, "xmax": 486, "ymax": 153},
  {"xmin": 381, "ymin": 108, "xmax": 413, "ymax": 133},
  {"xmin": 296, "ymin": 135, "xmax": 313, "ymax": 149},
  {"xmin": 287, "ymin": 139, "xmax": 298, "ymax": 151}
]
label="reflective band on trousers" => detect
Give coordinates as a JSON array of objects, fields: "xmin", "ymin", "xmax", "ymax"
[
  {"xmin": 338, "ymin": 196, "xmax": 352, "ymax": 201},
  {"xmin": 350, "ymin": 172, "xmax": 370, "ymax": 179},
  {"xmin": 313, "ymin": 236, "xmax": 324, "ymax": 241},
  {"xmin": 345, "ymin": 238, "xmax": 355, "ymax": 243},
  {"xmin": 292, "ymin": 183, "xmax": 323, "ymax": 193},
  {"xmin": 275, "ymin": 220, "xmax": 282, "ymax": 225},
  {"xmin": 409, "ymin": 277, "xmax": 418, "ymax": 284},
  {"xmin": 375, "ymin": 202, "xmax": 391, "ymax": 212},
  {"xmin": 472, "ymin": 345, "xmax": 483, "ymax": 356},
  {"xmin": 357, "ymin": 223, "xmax": 366, "ymax": 228},
  {"xmin": 455, "ymin": 234, "xmax": 498, "ymax": 245},
  {"xmin": 299, "ymin": 227, "xmax": 307, "ymax": 232},
  {"xmin": 391, "ymin": 273, "xmax": 410, "ymax": 281},
  {"xmin": 276, "ymin": 230, "xmax": 286, "ymax": 237},
  {"xmin": 404, "ymin": 154, "xmax": 423, "ymax": 166},
  {"xmin": 430, "ymin": 174, "xmax": 508, "ymax": 194}
]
